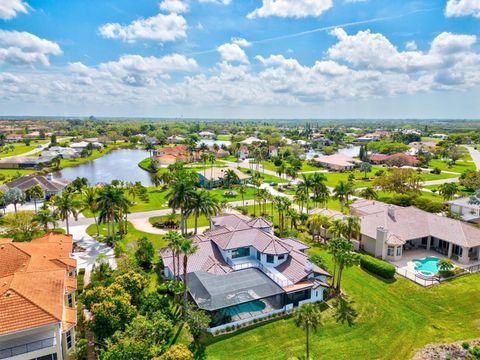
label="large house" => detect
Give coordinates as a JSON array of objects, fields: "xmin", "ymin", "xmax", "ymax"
[
  {"xmin": 315, "ymin": 154, "xmax": 358, "ymax": 171},
  {"xmin": 153, "ymin": 145, "xmax": 192, "ymax": 165},
  {"xmin": 448, "ymin": 196, "xmax": 480, "ymax": 223},
  {"xmin": 197, "ymin": 166, "xmax": 250, "ymax": 188},
  {"xmin": 159, "ymin": 214, "xmax": 330, "ymax": 331},
  {"xmin": 0, "ymin": 233, "xmax": 77, "ymax": 360},
  {"xmin": 350, "ymin": 199, "xmax": 480, "ymax": 265},
  {"xmin": 1, "ymin": 174, "xmax": 69, "ymax": 199}
]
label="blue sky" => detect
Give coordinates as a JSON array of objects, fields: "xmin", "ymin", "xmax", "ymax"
[{"xmin": 0, "ymin": 0, "xmax": 480, "ymax": 118}]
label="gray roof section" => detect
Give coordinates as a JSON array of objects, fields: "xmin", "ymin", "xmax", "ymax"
[{"xmin": 187, "ymin": 268, "xmax": 284, "ymax": 311}]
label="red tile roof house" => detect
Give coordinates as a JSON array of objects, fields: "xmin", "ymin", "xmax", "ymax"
[
  {"xmin": 0, "ymin": 233, "xmax": 77, "ymax": 360},
  {"xmin": 159, "ymin": 214, "xmax": 330, "ymax": 332},
  {"xmin": 153, "ymin": 145, "xmax": 199, "ymax": 165},
  {"xmin": 369, "ymin": 153, "xmax": 418, "ymax": 166},
  {"xmin": 350, "ymin": 199, "xmax": 480, "ymax": 268}
]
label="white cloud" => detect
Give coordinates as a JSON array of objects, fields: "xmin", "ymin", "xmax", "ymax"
[
  {"xmin": 405, "ymin": 41, "xmax": 417, "ymax": 51},
  {"xmin": 160, "ymin": 0, "xmax": 189, "ymax": 13},
  {"xmin": 0, "ymin": 30, "xmax": 62, "ymax": 66},
  {"xmin": 445, "ymin": 0, "xmax": 480, "ymax": 18},
  {"xmin": 99, "ymin": 13, "xmax": 187, "ymax": 43},
  {"xmin": 231, "ymin": 37, "xmax": 251, "ymax": 47},
  {"xmin": 217, "ymin": 43, "xmax": 249, "ymax": 63},
  {"xmin": 0, "ymin": 0, "xmax": 29, "ymax": 20},
  {"xmin": 198, "ymin": 0, "xmax": 231, "ymax": 4},
  {"xmin": 247, "ymin": 0, "xmax": 333, "ymax": 19}
]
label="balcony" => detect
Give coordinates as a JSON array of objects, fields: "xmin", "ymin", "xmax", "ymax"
[
  {"xmin": 226, "ymin": 257, "xmax": 293, "ymax": 288},
  {"xmin": 0, "ymin": 336, "xmax": 56, "ymax": 359}
]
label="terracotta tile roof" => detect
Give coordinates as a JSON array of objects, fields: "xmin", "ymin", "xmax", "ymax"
[
  {"xmin": 0, "ymin": 233, "xmax": 76, "ymax": 335},
  {"xmin": 62, "ymin": 308, "xmax": 76, "ymax": 331}
]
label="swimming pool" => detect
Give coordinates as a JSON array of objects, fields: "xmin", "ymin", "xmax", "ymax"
[
  {"xmin": 413, "ymin": 256, "xmax": 440, "ymax": 277},
  {"xmin": 224, "ymin": 300, "xmax": 267, "ymax": 317}
]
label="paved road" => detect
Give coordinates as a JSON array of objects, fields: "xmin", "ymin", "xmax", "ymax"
[
  {"xmin": 465, "ymin": 146, "xmax": 480, "ymax": 170},
  {"xmin": 421, "ymin": 177, "xmax": 459, "ymax": 186}
]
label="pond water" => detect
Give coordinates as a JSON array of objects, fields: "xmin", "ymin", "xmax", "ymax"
[
  {"xmin": 54, "ymin": 149, "xmax": 154, "ymax": 186},
  {"xmin": 197, "ymin": 139, "xmax": 231, "ymax": 147},
  {"xmin": 304, "ymin": 145, "xmax": 360, "ymax": 159}
]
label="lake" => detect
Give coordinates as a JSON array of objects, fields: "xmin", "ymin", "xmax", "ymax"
[
  {"xmin": 54, "ymin": 149, "xmax": 154, "ymax": 186},
  {"xmin": 304, "ymin": 145, "xmax": 360, "ymax": 159}
]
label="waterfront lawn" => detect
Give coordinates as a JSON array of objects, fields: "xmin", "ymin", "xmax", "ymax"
[
  {"xmin": 427, "ymin": 159, "xmax": 476, "ymax": 174},
  {"xmin": 149, "ymin": 213, "xmax": 210, "ymax": 229},
  {"xmin": 0, "ymin": 140, "xmax": 48, "ymax": 158},
  {"xmin": 205, "ymin": 247, "xmax": 480, "ymax": 360}
]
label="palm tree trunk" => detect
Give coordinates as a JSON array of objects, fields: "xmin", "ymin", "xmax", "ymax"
[
  {"xmin": 93, "ymin": 213, "xmax": 99, "ymax": 236},
  {"xmin": 171, "ymin": 249, "xmax": 176, "ymax": 282},
  {"xmin": 34, "ymin": 199, "xmax": 37, "ymax": 212},
  {"xmin": 66, "ymin": 216, "xmax": 70, "ymax": 235},
  {"xmin": 306, "ymin": 190, "xmax": 310, "ymax": 215},
  {"xmin": 111, "ymin": 214, "xmax": 116, "ymax": 244},
  {"xmin": 183, "ymin": 257, "xmax": 189, "ymax": 318},
  {"xmin": 14, "ymin": 203, "xmax": 17, "ymax": 214},
  {"xmin": 194, "ymin": 213, "xmax": 198, "ymax": 235},
  {"xmin": 340, "ymin": 200, "xmax": 345, "ymax": 213}
]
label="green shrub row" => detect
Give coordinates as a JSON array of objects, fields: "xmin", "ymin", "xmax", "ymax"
[{"xmin": 359, "ymin": 255, "xmax": 396, "ymax": 279}]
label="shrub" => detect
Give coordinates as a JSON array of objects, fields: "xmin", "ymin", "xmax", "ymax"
[
  {"xmin": 462, "ymin": 342, "xmax": 470, "ymax": 350},
  {"xmin": 359, "ymin": 255, "xmax": 396, "ymax": 279},
  {"xmin": 470, "ymin": 346, "xmax": 480, "ymax": 357},
  {"xmin": 430, "ymin": 167, "xmax": 441, "ymax": 174}
]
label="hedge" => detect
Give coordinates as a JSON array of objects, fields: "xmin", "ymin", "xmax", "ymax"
[{"xmin": 359, "ymin": 255, "xmax": 396, "ymax": 279}]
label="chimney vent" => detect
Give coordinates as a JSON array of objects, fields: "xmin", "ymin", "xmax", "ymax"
[{"xmin": 388, "ymin": 205, "xmax": 396, "ymax": 220}]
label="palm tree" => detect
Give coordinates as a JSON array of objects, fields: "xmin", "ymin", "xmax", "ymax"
[
  {"xmin": 97, "ymin": 185, "xmax": 129, "ymax": 243},
  {"xmin": 165, "ymin": 231, "xmax": 183, "ymax": 281},
  {"xmin": 53, "ymin": 192, "xmax": 80, "ymax": 235},
  {"xmin": 438, "ymin": 182, "xmax": 458, "ymax": 201},
  {"xmin": 294, "ymin": 303, "xmax": 322, "ymax": 360},
  {"xmin": 328, "ymin": 219, "xmax": 347, "ymax": 238},
  {"xmin": 166, "ymin": 176, "xmax": 196, "ymax": 235},
  {"xmin": 360, "ymin": 162, "xmax": 372, "ymax": 179},
  {"xmin": 180, "ymin": 238, "xmax": 198, "ymax": 317},
  {"xmin": 33, "ymin": 205, "xmax": 57, "ymax": 232},
  {"xmin": 333, "ymin": 181, "xmax": 354, "ymax": 213},
  {"xmin": 151, "ymin": 172, "xmax": 162, "ymax": 188},
  {"xmin": 145, "ymin": 142, "xmax": 155, "ymax": 158},
  {"xmin": 187, "ymin": 191, "xmax": 220, "ymax": 234},
  {"xmin": 82, "ymin": 187, "xmax": 99, "ymax": 236},
  {"xmin": 327, "ymin": 237, "xmax": 343, "ymax": 288},
  {"xmin": 334, "ymin": 238, "xmax": 358, "ymax": 293},
  {"xmin": 25, "ymin": 184, "xmax": 44, "ymax": 212},
  {"xmin": 287, "ymin": 207, "xmax": 300, "ymax": 229},
  {"xmin": 200, "ymin": 152, "xmax": 209, "ymax": 178},
  {"xmin": 298, "ymin": 174, "xmax": 314, "ymax": 214},
  {"xmin": 222, "ymin": 169, "xmax": 239, "ymax": 189},
  {"xmin": 238, "ymin": 184, "xmax": 247, "ymax": 207},
  {"xmin": 295, "ymin": 186, "xmax": 308, "ymax": 213},
  {"xmin": 438, "ymin": 258, "xmax": 454, "ymax": 272},
  {"xmin": 344, "ymin": 216, "xmax": 361, "ymax": 240},
  {"xmin": 358, "ymin": 187, "xmax": 378, "ymax": 200},
  {"xmin": 307, "ymin": 214, "xmax": 330, "ymax": 242}
]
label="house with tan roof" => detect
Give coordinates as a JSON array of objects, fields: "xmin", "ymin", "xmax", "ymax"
[
  {"xmin": 315, "ymin": 154, "xmax": 358, "ymax": 171},
  {"xmin": 197, "ymin": 166, "xmax": 251, "ymax": 189},
  {"xmin": 0, "ymin": 233, "xmax": 77, "ymax": 360},
  {"xmin": 350, "ymin": 199, "xmax": 480, "ymax": 265},
  {"xmin": 159, "ymin": 214, "xmax": 330, "ymax": 332}
]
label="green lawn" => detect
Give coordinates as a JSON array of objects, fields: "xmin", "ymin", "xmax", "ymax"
[
  {"xmin": 0, "ymin": 169, "xmax": 35, "ymax": 184},
  {"xmin": 428, "ymin": 159, "xmax": 476, "ymax": 174},
  {"xmin": 86, "ymin": 221, "xmax": 166, "ymax": 250},
  {"xmin": 216, "ymin": 134, "xmax": 232, "ymax": 141},
  {"xmin": 238, "ymin": 168, "xmax": 286, "ymax": 184},
  {"xmin": 419, "ymin": 171, "xmax": 459, "ymax": 181},
  {"xmin": 206, "ymin": 247, "xmax": 480, "ymax": 360},
  {"xmin": 261, "ymin": 160, "xmax": 323, "ymax": 173},
  {"xmin": 0, "ymin": 140, "xmax": 48, "ymax": 159}
]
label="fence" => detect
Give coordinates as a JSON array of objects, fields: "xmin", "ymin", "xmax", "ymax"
[
  {"xmin": 465, "ymin": 263, "xmax": 480, "ymax": 273},
  {"xmin": 0, "ymin": 337, "xmax": 55, "ymax": 359},
  {"xmin": 394, "ymin": 267, "xmax": 439, "ymax": 287}
]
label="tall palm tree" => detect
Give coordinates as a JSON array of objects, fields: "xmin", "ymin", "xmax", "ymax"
[
  {"xmin": 145, "ymin": 142, "xmax": 155, "ymax": 158},
  {"xmin": 299, "ymin": 174, "xmax": 314, "ymax": 214},
  {"xmin": 295, "ymin": 186, "xmax": 308, "ymax": 213},
  {"xmin": 200, "ymin": 152, "xmax": 209, "ymax": 179},
  {"xmin": 358, "ymin": 187, "xmax": 378, "ymax": 200},
  {"xmin": 344, "ymin": 216, "xmax": 361, "ymax": 240},
  {"xmin": 97, "ymin": 185, "xmax": 130, "ymax": 243},
  {"xmin": 333, "ymin": 181, "xmax": 354, "ymax": 213},
  {"xmin": 306, "ymin": 214, "xmax": 331, "ymax": 242},
  {"xmin": 151, "ymin": 172, "xmax": 162, "ymax": 188},
  {"xmin": 33, "ymin": 205, "xmax": 57, "ymax": 232},
  {"xmin": 294, "ymin": 303, "xmax": 322, "ymax": 360},
  {"xmin": 328, "ymin": 219, "xmax": 347, "ymax": 238},
  {"xmin": 327, "ymin": 237, "xmax": 343, "ymax": 288},
  {"xmin": 334, "ymin": 238, "xmax": 358, "ymax": 293},
  {"xmin": 222, "ymin": 169, "xmax": 239, "ymax": 189},
  {"xmin": 238, "ymin": 184, "xmax": 247, "ymax": 207},
  {"xmin": 166, "ymin": 176, "xmax": 196, "ymax": 235},
  {"xmin": 53, "ymin": 192, "xmax": 80, "ymax": 235},
  {"xmin": 165, "ymin": 231, "xmax": 183, "ymax": 281},
  {"xmin": 82, "ymin": 187, "xmax": 99, "ymax": 236},
  {"xmin": 180, "ymin": 238, "xmax": 198, "ymax": 317},
  {"xmin": 187, "ymin": 191, "xmax": 220, "ymax": 234},
  {"xmin": 438, "ymin": 182, "xmax": 458, "ymax": 201},
  {"xmin": 25, "ymin": 184, "xmax": 44, "ymax": 212}
]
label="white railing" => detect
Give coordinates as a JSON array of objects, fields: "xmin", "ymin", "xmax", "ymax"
[
  {"xmin": 227, "ymin": 258, "xmax": 293, "ymax": 287},
  {"xmin": 394, "ymin": 267, "xmax": 438, "ymax": 287},
  {"xmin": 208, "ymin": 307, "xmax": 286, "ymax": 334}
]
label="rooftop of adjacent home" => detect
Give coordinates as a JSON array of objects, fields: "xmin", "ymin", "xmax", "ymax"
[{"xmin": 0, "ymin": 233, "xmax": 76, "ymax": 335}]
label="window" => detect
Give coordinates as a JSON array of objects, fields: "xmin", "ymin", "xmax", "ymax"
[
  {"xmin": 278, "ymin": 254, "xmax": 285, "ymax": 260},
  {"xmin": 66, "ymin": 330, "xmax": 72, "ymax": 349},
  {"xmin": 67, "ymin": 293, "xmax": 73, "ymax": 307},
  {"xmin": 266, "ymin": 254, "xmax": 274, "ymax": 263},
  {"xmin": 396, "ymin": 247, "xmax": 401, "ymax": 256},
  {"xmin": 387, "ymin": 246, "xmax": 394, "ymax": 256},
  {"xmin": 231, "ymin": 247, "xmax": 250, "ymax": 259},
  {"xmin": 256, "ymin": 251, "xmax": 261, "ymax": 261}
]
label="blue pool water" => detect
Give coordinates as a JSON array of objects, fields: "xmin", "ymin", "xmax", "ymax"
[
  {"xmin": 224, "ymin": 300, "xmax": 266, "ymax": 317},
  {"xmin": 413, "ymin": 257, "xmax": 440, "ymax": 275}
]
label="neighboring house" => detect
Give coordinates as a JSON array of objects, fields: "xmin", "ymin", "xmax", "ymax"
[
  {"xmin": 159, "ymin": 214, "xmax": 330, "ymax": 331},
  {"xmin": 356, "ymin": 134, "xmax": 380, "ymax": 142},
  {"xmin": 350, "ymin": 199, "xmax": 480, "ymax": 265},
  {"xmin": 42, "ymin": 147, "xmax": 79, "ymax": 160},
  {"xmin": 5, "ymin": 134, "xmax": 23, "ymax": 143},
  {"xmin": 268, "ymin": 146, "xmax": 278, "ymax": 157},
  {"xmin": 369, "ymin": 153, "xmax": 417, "ymax": 166},
  {"xmin": 153, "ymin": 145, "xmax": 195, "ymax": 164},
  {"xmin": 214, "ymin": 148, "xmax": 230, "ymax": 158},
  {"xmin": 197, "ymin": 166, "xmax": 251, "ymax": 188},
  {"xmin": 219, "ymin": 130, "xmax": 230, "ymax": 135},
  {"xmin": 315, "ymin": 154, "xmax": 358, "ymax": 171},
  {"xmin": 238, "ymin": 145, "xmax": 249, "ymax": 159},
  {"xmin": 0, "ymin": 233, "xmax": 77, "ymax": 360},
  {"xmin": 144, "ymin": 136, "xmax": 158, "ymax": 145},
  {"xmin": 239, "ymin": 137, "xmax": 266, "ymax": 145},
  {"xmin": 70, "ymin": 141, "xmax": 102, "ymax": 151},
  {"xmin": 431, "ymin": 133, "xmax": 448, "ymax": 139},
  {"xmin": 199, "ymin": 131, "xmax": 215, "ymax": 138},
  {"xmin": 448, "ymin": 197, "xmax": 480, "ymax": 223},
  {"xmin": 167, "ymin": 135, "xmax": 185, "ymax": 144},
  {"xmin": 1, "ymin": 174, "xmax": 69, "ymax": 198},
  {"xmin": 0, "ymin": 156, "xmax": 56, "ymax": 170}
]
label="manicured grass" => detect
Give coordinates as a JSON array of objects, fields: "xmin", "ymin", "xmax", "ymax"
[
  {"xmin": 261, "ymin": 160, "xmax": 323, "ymax": 173},
  {"xmin": 0, "ymin": 169, "xmax": 35, "ymax": 184},
  {"xmin": 138, "ymin": 157, "xmax": 155, "ymax": 172},
  {"xmin": 0, "ymin": 140, "xmax": 48, "ymax": 159},
  {"xmin": 427, "ymin": 159, "xmax": 476, "ymax": 174},
  {"xmin": 419, "ymin": 171, "xmax": 459, "ymax": 181},
  {"xmin": 86, "ymin": 221, "xmax": 166, "ymax": 250},
  {"xmin": 376, "ymin": 190, "xmax": 445, "ymax": 204},
  {"xmin": 206, "ymin": 247, "xmax": 480, "ymax": 360},
  {"xmin": 238, "ymin": 168, "xmax": 286, "ymax": 184},
  {"xmin": 216, "ymin": 134, "xmax": 232, "ymax": 141}
]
